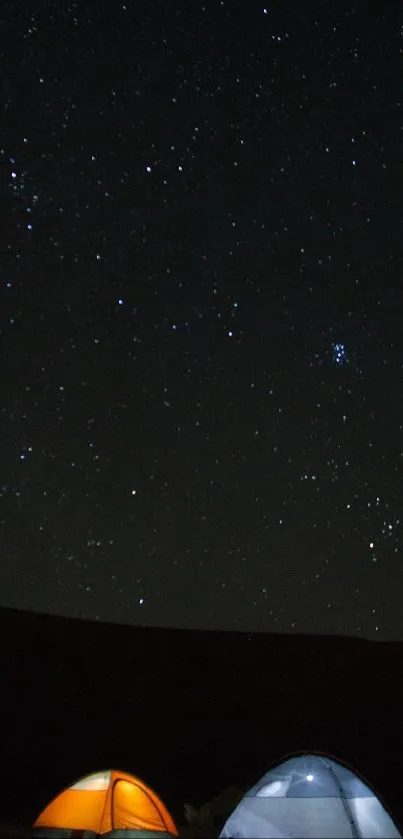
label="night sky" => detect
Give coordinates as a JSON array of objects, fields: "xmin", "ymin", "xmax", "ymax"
[{"xmin": 2, "ymin": 0, "xmax": 402, "ymax": 640}]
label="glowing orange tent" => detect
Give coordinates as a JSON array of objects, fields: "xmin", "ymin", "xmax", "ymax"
[{"xmin": 33, "ymin": 768, "xmax": 179, "ymax": 837}]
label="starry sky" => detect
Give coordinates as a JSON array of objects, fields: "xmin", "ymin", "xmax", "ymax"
[{"xmin": 1, "ymin": 0, "xmax": 402, "ymax": 640}]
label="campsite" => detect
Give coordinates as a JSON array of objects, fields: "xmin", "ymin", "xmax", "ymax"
[
  {"xmin": 3, "ymin": 0, "xmax": 401, "ymax": 833},
  {"xmin": 0, "ymin": 606, "xmax": 403, "ymax": 837}
]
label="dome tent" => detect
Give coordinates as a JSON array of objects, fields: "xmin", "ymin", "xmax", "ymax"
[
  {"xmin": 219, "ymin": 752, "xmax": 401, "ymax": 839},
  {"xmin": 33, "ymin": 769, "xmax": 178, "ymax": 838}
]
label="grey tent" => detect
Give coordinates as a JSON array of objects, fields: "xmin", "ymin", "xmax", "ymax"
[{"xmin": 219, "ymin": 753, "xmax": 401, "ymax": 839}]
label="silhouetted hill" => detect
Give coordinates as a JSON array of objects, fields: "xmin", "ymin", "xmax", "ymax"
[{"xmin": 0, "ymin": 606, "xmax": 402, "ymax": 832}]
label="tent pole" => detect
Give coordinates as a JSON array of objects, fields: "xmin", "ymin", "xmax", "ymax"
[{"xmin": 325, "ymin": 761, "xmax": 360, "ymax": 839}]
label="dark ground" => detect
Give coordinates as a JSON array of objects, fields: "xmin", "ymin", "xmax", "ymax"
[{"xmin": 0, "ymin": 607, "xmax": 402, "ymax": 835}]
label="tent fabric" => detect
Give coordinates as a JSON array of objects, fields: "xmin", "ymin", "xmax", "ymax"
[
  {"xmin": 219, "ymin": 754, "xmax": 401, "ymax": 839},
  {"xmin": 33, "ymin": 833, "xmax": 175, "ymax": 839},
  {"xmin": 33, "ymin": 832, "xmax": 97, "ymax": 838},
  {"xmin": 104, "ymin": 833, "xmax": 177, "ymax": 837},
  {"xmin": 33, "ymin": 769, "xmax": 178, "ymax": 837}
]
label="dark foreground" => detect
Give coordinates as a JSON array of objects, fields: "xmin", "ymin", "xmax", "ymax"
[{"xmin": 0, "ymin": 607, "xmax": 402, "ymax": 836}]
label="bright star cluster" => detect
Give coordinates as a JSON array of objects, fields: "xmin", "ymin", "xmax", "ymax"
[
  {"xmin": 1, "ymin": 0, "xmax": 402, "ymax": 640},
  {"xmin": 332, "ymin": 343, "xmax": 347, "ymax": 366}
]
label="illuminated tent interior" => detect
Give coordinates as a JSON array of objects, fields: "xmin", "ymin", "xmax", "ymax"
[
  {"xmin": 33, "ymin": 768, "xmax": 178, "ymax": 838},
  {"xmin": 219, "ymin": 753, "xmax": 401, "ymax": 839}
]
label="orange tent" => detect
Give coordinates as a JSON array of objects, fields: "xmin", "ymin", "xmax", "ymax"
[{"xmin": 33, "ymin": 768, "xmax": 178, "ymax": 837}]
